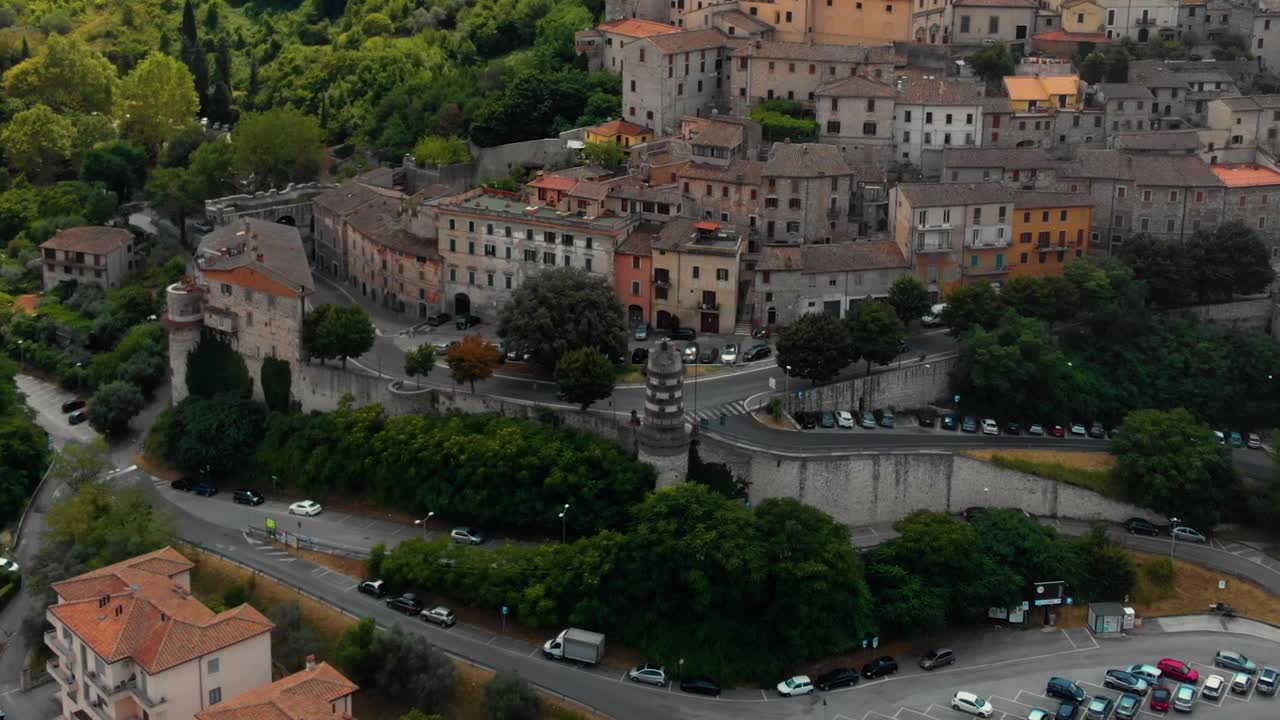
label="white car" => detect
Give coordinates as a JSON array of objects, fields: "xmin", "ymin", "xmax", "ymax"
[
  {"xmin": 1231, "ymin": 672, "xmax": 1252, "ymax": 694},
  {"xmin": 288, "ymin": 500, "xmax": 322, "ymax": 516},
  {"xmin": 628, "ymin": 664, "xmax": 667, "ymax": 686},
  {"xmin": 1171, "ymin": 526, "xmax": 1207, "ymax": 543},
  {"xmin": 952, "ymin": 691, "xmax": 995, "ymax": 718},
  {"xmin": 981, "ymin": 418, "xmax": 999, "ymax": 435},
  {"xmin": 836, "ymin": 411, "xmax": 855, "ymax": 429},
  {"xmin": 450, "ymin": 527, "xmax": 485, "ymax": 545},
  {"xmin": 420, "ymin": 605, "xmax": 456, "ymax": 627},
  {"xmin": 721, "ymin": 344, "xmax": 738, "ymax": 364},
  {"xmin": 0, "ymin": 557, "xmax": 18, "ymax": 573},
  {"xmin": 1202, "ymin": 674, "xmax": 1226, "ymax": 700},
  {"xmin": 922, "ymin": 303, "xmax": 947, "ymax": 326},
  {"xmin": 776, "ymin": 675, "xmax": 814, "ymax": 697}
]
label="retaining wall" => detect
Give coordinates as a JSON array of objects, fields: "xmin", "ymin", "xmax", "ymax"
[
  {"xmin": 784, "ymin": 356, "xmax": 959, "ymax": 415},
  {"xmin": 1175, "ymin": 296, "xmax": 1275, "ymax": 336}
]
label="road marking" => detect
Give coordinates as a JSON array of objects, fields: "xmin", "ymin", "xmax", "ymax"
[
  {"xmin": 1062, "ymin": 629, "xmax": 1078, "ymax": 649},
  {"xmin": 278, "ymin": 558, "xmax": 297, "ymax": 563}
]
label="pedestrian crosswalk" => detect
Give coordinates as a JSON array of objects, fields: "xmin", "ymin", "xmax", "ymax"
[{"xmin": 685, "ymin": 400, "xmax": 753, "ymax": 424}]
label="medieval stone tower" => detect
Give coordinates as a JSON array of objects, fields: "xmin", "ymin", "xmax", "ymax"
[
  {"xmin": 637, "ymin": 340, "xmax": 690, "ymax": 488},
  {"xmin": 164, "ymin": 280, "xmax": 205, "ymax": 405}
]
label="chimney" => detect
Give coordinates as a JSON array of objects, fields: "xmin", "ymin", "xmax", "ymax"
[{"xmin": 305, "ymin": 655, "xmax": 317, "ymax": 671}]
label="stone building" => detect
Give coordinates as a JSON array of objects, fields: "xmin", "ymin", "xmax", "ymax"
[
  {"xmin": 677, "ymin": 158, "xmax": 764, "ymax": 230},
  {"xmin": 39, "ymin": 226, "xmax": 137, "ymax": 291},
  {"xmin": 679, "ymin": 0, "xmax": 914, "ymax": 45},
  {"xmin": 621, "ymin": 28, "xmax": 740, "ymax": 136},
  {"xmin": 729, "ymin": 40, "xmax": 897, "ymax": 116},
  {"xmin": 576, "ymin": 17, "xmax": 680, "ymax": 73},
  {"xmin": 1206, "ymin": 95, "xmax": 1280, "ymax": 162},
  {"xmin": 343, "ymin": 194, "xmax": 444, "ymax": 319},
  {"xmin": 650, "ymin": 218, "xmax": 743, "ymax": 333},
  {"xmin": 890, "ymin": 182, "xmax": 1015, "ymax": 299},
  {"xmin": 1252, "ymin": 0, "xmax": 1280, "ymax": 72},
  {"xmin": 948, "ymin": 0, "xmax": 1039, "ymax": 51},
  {"xmin": 940, "ymin": 147, "xmax": 1059, "ymax": 186},
  {"xmin": 761, "ymin": 143, "xmax": 856, "ymax": 244},
  {"xmin": 893, "ymin": 76, "xmax": 986, "ymax": 170},
  {"xmin": 1094, "ymin": 83, "xmax": 1157, "ymax": 134},
  {"xmin": 1098, "ymin": 0, "xmax": 1180, "ymax": 40},
  {"xmin": 754, "ymin": 240, "xmax": 909, "ymax": 325},
  {"xmin": 814, "ymin": 75, "xmax": 897, "ymax": 162},
  {"xmin": 1212, "ymin": 163, "xmax": 1280, "ymax": 261}
]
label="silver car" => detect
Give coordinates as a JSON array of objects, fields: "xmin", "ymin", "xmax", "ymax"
[
  {"xmin": 1171, "ymin": 526, "xmax": 1207, "ymax": 543},
  {"xmin": 420, "ymin": 605, "xmax": 456, "ymax": 627},
  {"xmin": 628, "ymin": 663, "xmax": 667, "ymax": 686},
  {"xmin": 450, "ymin": 527, "xmax": 485, "ymax": 545},
  {"xmin": 1173, "ymin": 683, "xmax": 1196, "ymax": 712},
  {"xmin": 721, "ymin": 343, "xmax": 738, "ymax": 364}
]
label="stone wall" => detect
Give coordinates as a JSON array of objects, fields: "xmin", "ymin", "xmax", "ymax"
[
  {"xmin": 697, "ymin": 436, "xmax": 1160, "ymax": 526},
  {"xmin": 783, "ymin": 355, "xmax": 959, "ymax": 415},
  {"xmin": 472, "ymin": 137, "xmax": 581, "ymax": 182},
  {"xmin": 1175, "ymin": 296, "xmax": 1275, "ymax": 335}
]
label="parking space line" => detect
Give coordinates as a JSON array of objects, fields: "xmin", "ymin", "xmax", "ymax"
[
  {"xmin": 923, "ymin": 703, "xmax": 952, "ymax": 720},
  {"xmin": 1015, "ymin": 690, "xmax": 1053, "ymax": 705},
  {"xmin": 861, "ymin": 712, "xmax": 895, "ymax": 720},
  {"xmin": 1062, "ymin": 630, "xmax": 1078, "ymax": 649},
  {"xmin": 991, "ymin": 695, "xmax": 1038, "ymax": 710},
  {"xmin": 893, "ymin": 708, "xmax": 933, "ymax": 720}
]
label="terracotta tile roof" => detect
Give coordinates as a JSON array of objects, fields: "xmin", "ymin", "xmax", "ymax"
[
  {"xmin": 1032, "ymin": 30, "xmax": 1108, "ymax": 42},
  {"xmin": 50, "ymin": 547, "xmax": 274, "ymax": 675},
  {"xmin": 40, "ymin": 226, "xmax": 132, "ymax": 255},
  {"xmin": 1059, "ymin": 151, "xmax": 1223, "ymax": 186},
  {"xmin": 678, "ymin": 158, "xmax": 763, "ymax": 184},
  {"xmin": 13, "ymin": 294, "xmax": 37, "ymax": 315},
  {"xmin": 815, "ymin": 75, "xmax": 896, "ymax": 98},
  {"xmin": 196, "ymin": 662, "xmax": 358, "ymax": 720},
  {"xmin": 1095, "ymin": 83, "xmax": 1154, "ymax": 100},
  {"xmin": 1210, "ymin": 163, "xmax": 1280, "ymax": 187},
  {"xmin": 598, "ymin": 18, "xmax": 681, "ymax": 38},
  {"xmin": 954, "ymin": 0, "xmax": 1036, "ymax": 6},
  {"xmin": 1111, "ymin": 130, "xmax": 1200, "ymax": 151},
  {"xmin": 943, "ymin": 147, "xmax": 1054, "ymax": 169},
  {"xmin": 645, "ymin": 28, "xmax": 731, "ymax": 54},
  {"xmin": 720, "ymin": 9, "xmax": 773, "ymax": 32},
  {"xmin": 691, "ymin": 120, "xmax": 745, "ymax": 148},
  {"xmin": 528, "ymin": 175, "xmax": 579, "ymax": 192},
  {"xmin": 757, "ymin": 241, "xmax": 907, "ymax": 272},
  {"xmin": 1010, "ymin": 191, "xmax": 1095, "ymax": 208},
  {"xmin": 897, "ymin": 76, "xmax": 983, "ymax": 106},
  {"xmin": 197, "ymin": 219, "xmax": 315, "ymax": 295},
  {"xmin": 897, "ymin": 182, "xmax": 1014, "ymax": 207},
  {"xmin": 731, "ymin": 40, "xmax": 897, "ymax": 64},
  {"xmin": 616, "ymin": 222, "xmax": 663, "ymax": 256},
  {"xmin": 568, "ymin": 180, "xmax": 612, "ymax": 201},
  {"xmin": 764, "ymin": 143, "xmax": 851, "ymax": 177},
  {"xmin": 589, "ymin": 118, "xmax": 652, "ymax": 137},
  {"xmin": 551, "ymin": 165, "xmax": 611, "ymax": 181}
]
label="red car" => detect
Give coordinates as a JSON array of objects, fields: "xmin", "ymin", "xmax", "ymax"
[
  {"xmin": 1149, "ymin": 686, "xmax": 1171, "ymax": 712},
  {"xmin": 1157, "ymin": 658, "xmax": 1200, "ymax": 684},
  {"xmin": 1050, "ymin": 425, "xmax": 1066, "ymax": 437}
]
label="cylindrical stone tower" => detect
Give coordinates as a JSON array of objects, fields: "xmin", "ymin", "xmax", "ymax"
[
  {"xmin": 637, "ymin": 340, "xmax": 690, "ymax": 488},
  {"xmin": 164, "ymin": 280, "xmax": 204, "ymax": 405}
]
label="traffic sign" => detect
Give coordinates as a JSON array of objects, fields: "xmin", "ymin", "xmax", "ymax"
[
  {"xmin": 862, "ymin": 640, "xmax": 868, "ymax": 649},
  {"xmin": 872, "ymin": 636, "xmax": 879, "ymax": 649},
  {"xmin": 769, "ymin": 377, "xmax": 777, "ymax": 390},
  {"xmin": 502, "ymin": 606, "xmax": 509, "ymax": 615}
]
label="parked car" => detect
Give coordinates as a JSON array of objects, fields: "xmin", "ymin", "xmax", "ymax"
[
  {"xmin": 288, "ymin": 500, "xmax": 322, "ymax": 516},
  {"xmin": 0, "ymin": 557, "xmax": 20, "ymax": 573},
  {"xmin": 60, "ymin": 399, "xmax": 86, "ymax": 413},
  {"xmin": 922, "ymin": 303, "xmax": 946, "ymax": 326},
  {"xmin": 776, "ymin": 675, "xmax": 814, "ymax": 697},
  {"xmin": 1247, "ymin": 433, "xmax": 1263, "ymax": 449},
  {"xmin": 1089, "ymin": 421, "xmax": 1106, "ymax": 439},
  {"xmin": 1201, "ymin": 675, "xmax": 1226, "ymax": 700},
  {"xmin": 681, "ymin": 344, "xmax": 699, "ymax": 363},
  {"xmin": 233, "ymin": 489, "xmax": 264, "ymax": 506},
  {"xmin": 941, "ymin": 414, "xmax": 958, "ymax": 431},
  {"xmin": 919, "ymin": 648, "xmax": 956, "ymax": 671},
  {"xmin": 171, "ymin": 477, "xmax": 192, "ymax": 491},
  {"xmin": 815, "ymin": 667, "xmax": 859, "ymax": 691},
  {"xmin": 1056, "ymin": 702, "xmax": 1079, "ymax": 720},
  {"xmin": 425, "ymin": 312, "xmax": 451, "ymax": 327},
  {"xmin": 1149, "ymin": 687, "xmax": 1172, "ymax": 712},
  {"xmin": 1170, "ymin": 526, "xmax": 1207, "ymax": 543},
  {"xmin": 455, "ymin": 314, "xmax": 481, "ymax": 330},
  {"xmin": 1214, "ymin": 430, "xmax": 1226, "ymax": 445},
  {"xmin": 1070, "ymin": 422, "xmax": 1087, "ymax": 436},
  {"xmin": 836, "ymin": 411, "xmax": 855, "ymax": 429},
  {"xmin": 797, "ymin": 412, "xmax": 817, "ymax": 430},
  {"xmin": 628, "ymin": 664, "xmax": 667, "ymax": 686},
  {"xmin": 679, "ymin": 677, "xmax": 720, "ymax": 696},
  {"xmin": 879, "ymin": 411, "xmax": 896, "ymax": 428},
  {"xmin": 1127, "ymin": 665, "xmax": 1164, "ymax": 687},
  {"xmin": 952, "ymin": 691, "xmax": 994, "ymax": 718},
  {"xmin": 433, "ymin": 340, "xmax": 457, "ymax": 355},
  {"xmin": 1028, "ymin": 709, "xmax": 1053, "ymax": 720},
  {"xmin": 1084, "ymin": 695, "xmax": 1114, "ymax": 720},
  {"xmin": 1215, "ymin": 650, "xmax": 1257, "ymax": 674},
  {"xmin": 1228, "ymin": 431, "xmax": 1243, "ymax": 448},
  {"xmin": 1124, "ymin": 518, "xmax": 1161, "ymax": 537},
  {"xmin": 1172, "ymin": 683, "xmax": 1196, "ymax": 712},
  {"xmin": 1027, "ymin": 423, "xmax": 1044, "ymax": 435},
  {"xmin": 1050, "ymin": 424, "xmax": 1066, "ymax": 437},
  {"xmin": 1231, "ymin": 672, "xmax": 1252, "ymax": 694},
  {"xmin": 385, "ymin": 593, "xmax": 423, "ymax": 615},
  {"xmin": 1157, "ymin": 659, "xmax": 1200, "ymax": 685},
  {"xmin": 68, "ymin": 410, "xmax": 88, "ymax": 425},
  {"xmin": 961, "ymin": 416, "xmax": 978, "ymax": 433},
  {"xmin": 669, "ymin": 327, "xmax": 696, "ymax": 341},
  {"xmin": 1005, "ymin": 421, "xmax": 1021, "ymax": 435},
  {"xmin": 1115, "ymin": 693, "xmax": 1141, "ymax": 720},
  {"xmin": 820, "ymin": 412, "xmax": 836, "ymax": 429},
  {"xmin": 421, "ymin": 605, "xmax": 457, "ymax": 627},
  {"xmin": 1255, "ymin": 667, "xmax": 1278, "ymax": 695},
  {"xmin": 192, "ymin": 220, "xmax": 213, "ymax": 234},
  {"xmin": 860, "ymin": 411, "xmax": 877, "ymax": 429},
  {"xmin": 357, "ymin": 580, "xmax": 386, "ymax": 598},
  {"xmin": 742, "ymin": 343, "xmax": 770, "ymax": 361},
  {"xmin": 633, "ymin": 324, "xmax": 650, "ymax": 341},
  {"xmin": 698, "ymin": 346, "xmax": 719, "ymax": 364},
  {"xmin": 450, "ymin": 527, "xmax": 485, "ymax": 545},
  {"xmin": 193, "ymin": 482, "xmax": 218, "ymax": 497},
  {"xmin": 631, "ymin": 348, "xmax": 649, "ymax": 365},
  {"xmin": 721, "ymin": 344, "xmax": 738, "ymax": 364},
  {"xmin": 1105, "ymin": 670, "xmax": 1149, "ymax": 695},
  {"xmin": 1046, "ymin": 678, "xmax": 1088, "ymax": 704},
  {"xmin": 862, "ymin": 656, "xmax": 898, "ymax": 679},
  {"xmin": 918, "ymin": 412, "xmax": 937, "ymax": 427},
  {"xmin": 981, "ymin": 418, "xmax": 999, "ymax": 435}
]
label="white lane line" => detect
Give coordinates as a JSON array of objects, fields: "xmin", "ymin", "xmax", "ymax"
[
  {"xmin": 1062, "ymin": 629, "xmax": 1078, "ymax": 649},
  {"xmin": 277, "ymin": 558, "xmax": 297, "ymax": 563}
]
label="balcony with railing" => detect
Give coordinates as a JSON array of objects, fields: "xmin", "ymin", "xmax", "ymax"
[
  {"xmin": 47, "ymin": 659, "xmax": 73, "ymax": 687},
  {"xmin": 1134, "ymin": 16, "xmax": 1158, "ymax": 25},
  {"xmin": 45, "ymin": 629, "xmax": 70, "ymax": 657},
  {"xmin": 697, "ymin": 302, "xmax": 721, "ymax": 312},
  {"xmin": 964, "ymin": 225, "xmax": 1012, "ymax": 249},
  {"xmin": 914, "ymin": 229, "xmax": 953, "ymax": 253},
  {"xmin": 128, "ymin": 683, "xmax": 166, "ymax": 711}
]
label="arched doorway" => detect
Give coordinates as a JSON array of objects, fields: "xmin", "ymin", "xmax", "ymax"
[
  {"xmin": 766, "ymin": 307, "xmax": 777, "ymax": 325},
  {"xmin": 454, "ymin": 292, "xmax": 471, "ymax": 317},
  {"xmin": 628, "ymin": 305, "xmax": 644, "ymax": 326},
  {"xmin": 1137, "ymin": 28, "xmax": 1149, "ymax": 42},
  {"xmin": 277, "ymin": 215, "xmax": 297, "ymax": 227},
  {"xmin": 656, "ymin": 310, "xmax": 675, "ymax": 331}
]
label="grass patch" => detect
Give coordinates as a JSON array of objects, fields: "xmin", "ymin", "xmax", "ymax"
[
  {"xmin": 966, "ymin": 450, "xmax": 1122, "ymax": 499},
  {"xmin": 1134, "ymin": 555, "xmax": 1176, "ymax": 604},
  {"xmin": 612, "ymin": 363, "xmax": 643, "ymax": 382}
]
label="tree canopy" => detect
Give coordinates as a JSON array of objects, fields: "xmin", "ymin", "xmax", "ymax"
[
  {"xmin": 554, "ymin": 346, "xmax": 615, "ymax": 410},
  {"xmin": 3, "ymin": 35, "xmax": 116, "ymax": 114},
  {"xmin": 775, "ymin": 312, "xmax": 851, "ymax": 383},
  {"xmin": 233, "ymin": 108, "xmax": 325, "ymax": 191},
  {"xmin": 115, "ymin": 52, "xmax": 200, "ymax": 151},
  {"xmin": 497, "ymin": 267, "xmax": 628, "ymax": 370},
  {"xmin": 886, "ymin": 275, "xmax": 930, "ymax": 327}
]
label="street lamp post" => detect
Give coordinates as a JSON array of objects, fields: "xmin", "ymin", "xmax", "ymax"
[
  {"xmin": 414, "ymin": 511, "xmax": 435, "ymax": 539},
  {"xmin": 558, "ymin": 503, "xmax": 570, "ymax": 544},
  {"xmin": 784, "ymin": 365, "xmax": 792, "ymax": 414},
  {"xmin": 16, "ymin": 340, "xmax": 23, "ymax": 366},
  {"xmin": 75, "ymin": 362, "xmax": 83, "ymax": 395}
]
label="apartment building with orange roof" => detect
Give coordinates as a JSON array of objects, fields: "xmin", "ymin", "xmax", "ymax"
[
  {"xmin": 44, "ymin": 548, "xmax": 276, "ymax": 720},
  {"xmin": 196, "ymin": 657, "xmax": 358, "ymax": 720},
  {"xmin": 576, "ymin": 17, "xmax": 681, "ymax": 72}
]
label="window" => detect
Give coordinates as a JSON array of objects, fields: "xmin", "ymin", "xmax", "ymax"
[
  {"xmin": 827, "ymin": 120, "xmax": 842, "ymax": 134},
  {"xmin": 563, "ymin": 255, "xmax": 571, "ymax": 267},
  {"xmin": 904, "ymin": 110, "xmax": 912, "ymax": 122},
  {"xmin": 209, "ymin": 688, "xmax": 222, "ymax": 705},
  {"xmin": 220, "ymin": 283, "xmax": 232, "ymax": 296},
  {"xmin": 863, "ymin": 121, "xmax": 877, "ymax": 136},
  {"xmin": 972, "ymin": 207, "xmax": 981, "ymax": 223},
  {"xmin": 789, "ymin": 198, "xmax": 802, "ymax": 210},
  {"xmin": 243, "ymin": 288, "xmax": 254, "ymax": 303},
  {"xmin": 1020, "ymin": 232, "xmax": 1032, "ymax": 243},
  {"xmin": 925, "ymin": 111, "xmax": 933, "ymax": 124},
  {"xmin": 960, "ymin": 15, "xmax": 970, "ymax": 32},
  {"xmin": 449, "ymin": 268, "xmax": 457, "ymax": 281},
  {"xmin": 1196, "ymin": 191, "xmax": 1204, "ymax": 203},
  {"xmin": 505, "ymin": 275, "xmax": 513, "ymax": 289},
  {"xmin": 1167, "ymin": 219, "xmax": 1176, "ymax": 232},
  {"xmin": 468, "ymin": 271, "xmax": 476, "ymax": 284},
  {"xmin": 716, "ymin": 268, "xmax": 729, "ymax": 281},
  {"xmin": 208, "ymin": 659, "xmax": 220, "ymax": 674},
  {"xmin": 487, "ymin": 273, "xmax": 495, "ymax": 287},
  {"xmin": 1116, "ymin": 186, "xmax": 1126, "ymax": 199},
  {"xmin": 988, "ymin": 16, "xmax": 999, "ymax": 33},
  {"xmin": 484, "ymin": 243, "xmax": 496, "ymax": 256},
  {"xmin": 786, "ymin": 221, "xmax": 800, "ymax": 232},
  {"xmin": 631, "ymin": 281, "xmax": 641, "ymax": 296},
  {"xmin": 467, "ymin": 241, "xmax": 475, "ymax": 255}
]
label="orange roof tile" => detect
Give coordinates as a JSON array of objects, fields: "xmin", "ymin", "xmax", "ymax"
[
  {"xmin": 598, "ymin": 18, "xmax": 680, "ymax": 38},
  {"xmin": 49, "ymin": 547, "xmax": 274, "ymax": 674},
  {"xmin": 1209, "ymin": 163, "xmax": 1280, "ymax": 187},
  {"xmin": 13, "ymin": 294, "xmax": 37, "ymax": 315},
  {"xmin": 1004, "ymin": 75, "xmax": 1079, "ymax": 101},
  {"xmin": 590, "ymin": 118, "xmax": 652, "ymax": 137},
  {"xmin": 528, "ymin": 175, "xmax": 579, "ymax": 192},
  {"xmin": 196, "ymin": 662, "xmax": 359, "ymax": 720}
]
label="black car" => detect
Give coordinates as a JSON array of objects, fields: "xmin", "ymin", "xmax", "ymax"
[
  {"xmin": 631, "ymin": 348, "xmax": 649, "ymax": 365},
  {"xmin": 1088, "ymin": 422, "xmax": 1106, "ymax": 439},
  {"xmin": 425, "ymin": 312, "xmax": 451, "ymax": 327},
  {"xmin": 455, "ymin": 314, "xmax": 482, "ymax": 330},
  {"xmin": 862, "ymin": 656, "xmax": 898, "ymax": 679},
  {"xmin": 679, "ymin": 677, "xmax": 721, "ymax": 696},
  {"xmin": 233, "ymin": 489, "xmax": 265, "ymax": 505},
  {"xmin": 1124, "ymin": 517, "xmax": 1160, "ymax": 537},
  {"xmin": 796, "ymin": 412, "xmax": 817, "ymax": 430},
  {"xmin": 171, "ymin": 477, "xmax": 193, "ymax": 491},
  {"xmin": 60, "ymin": 399, "xmax": 86, "ymax": 413},
  {"xmin": 918, "ymin": 412, "xmax": 937, "ymax": 427},
  {"xmin": 669, "ymin": 327, "xmax": 696, "ymax": 341},
  {"xmin": 962, "ymin": 507, "xmax": 987, "ymax": 521},
  {"xmin": 1005, "ymin": 421, "xmax": 1021, "ymax": 435},
  {"xmin": 1056, "ymin": 702, "xmax": 1079, "ymax": 720},
  {"xmin": 941, "ymin": 414, "xmax": 958, "ymax": 431},
  {"xmin": 1047, "ymin": 677, "xmax": 1088, "ymax": 704},
  {"xmin": 960, "ymin": 416, "xmax": 978, "ymax": 433},
  {"xmin": 193, "ymin": 482, "xmax": 218, "ymax": 497},
  {"xmin": 386, "ymin": 593, "xmax": 423, "ymax": 615},
  {"xmin": 357, "ymin": 580, "xmax": 386, "ymax": 597},
  {"xmin": 816, "ymin": 667, "xmax": 860, "ymax": 690},
  {"xmin": 742, "ymin": 344, "xmax": 771, "ymax": 362},
  {"xmin": 68, "ymin": 410, "xmax": 88, "ymax": 425},
  {"xmin": 698, "ymin": 346, "xmax": 719, "ymax": 364}
]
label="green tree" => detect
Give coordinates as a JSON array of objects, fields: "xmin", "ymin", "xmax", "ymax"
[
  {"xmin": 960, "ymin": 313, "xmax": 1070, "ymax": 420},
  {"xmin": 261, "ymin": 356, "xmax": 292, "ymax": 413},
  {"xmin": 80, "ymin": 141, "xmax": 149, "ymax": 203},
  {"xmin": 315, "ymin": 305, "xmax": 375, "ymax": 368},
  {"xmin": 413, "ymin": 135, "xmax": 471, "ymax": 166},
  {"xmin": 87, "ymin": 381, "xmax": 144, "ymax": 435},
  {"xmin": 186, "ymin": 334, "xmax": 253, "ymax": 398},
  {"xmin": 1, "ymin": 104, "xmax": 75, "ymax": 180},
  {"xmin": 333, "ymin": 617, "xmax": 378, "ymax": 686},
  {"xmin": 267, "ymin": 601, "xmax": 324, "ymax": 672},
  {"xmin": 847, "ymin": 301, "xmax": 903, "ymax": 376},
  {"xmin": 1111, "ymin": 408, "xmax": 1239, "ymax": 528},
  {"xmin": 534, "ymin": 1, "xmax": 593, "ymax": 63},
  {"xmin": 1185, "ymin": 221, "xmax": 1276, "ymax": 302},
  {"xmin": 686, "ymin": 438, "xmax": 749, "ymax": 500},
  {"xmin": 186, "ymin": 140, "xmax": 238, "ymax": 199},
  {"xmin": 775, "ymin": 312, "xmax": 852, "ymax": 383},
  {"xmin": 580, "ymin": 141, "xmax": 626, "ymax": 171},
  {"xmin": 49, "ymin": 438, "xmax": 113, "ymax": 489},
  {"xmin": 42, "ymin": 483, "xmax": 173, "ymax": 566},
  {"xmin": 482, "ymin": 671, "xmax": 539, "ymax": 720},
  {"xmin": 968, "ymin": 44, "xmax": 1015, "ymax": 83},
  {"xmin": 361, "ymin": 12, "xmax": 394, "ymax": 37},
  {"xmin": 496, "ymin": 267, "xmax": 628, "ymax": 370},
  {"xmin": 164, "ymin": 393, "xmax": 265, "ymax": 476},
  {"xmin": 233, "ymin": 108, "xmax": 325, "ymax": 190},
  {"xmin": 115, "ymin": 52, "xmax": 200, "ymax": 151},
  {"xmin": 447, "ymin": 334, "xmax": 501, "ymax": 392},
  {"xmin": 941, "ymin": 282, "xmax": 1005, "ymax": 338},
  {"xmin": 147, "ymin": 168, "xmax": 202, "ymax": 246},
  {"xmin": 404, "ymin": 344, "xmax": 436, "ymax": 387},
  {"xmin": 554, "ymin": 346, "xmax": 614, "ymax": 410},
  {"xmin": 3, "ymin": 35, "xmax": 117, "ymax": 114},
  {"xmin": 886, "ymin": 275, "xmax": 931, "ymax": 327},
  {"xmin": 371, "ymin": 626, "xmax": 458, "ymax": 711},
  {"xmin": 1079, "ymin": 50, "xmax": 1107, "ymax": 83}
]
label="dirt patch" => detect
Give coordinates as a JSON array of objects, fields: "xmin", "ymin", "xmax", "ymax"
[
  {"xmin": 752, "ymin": 410, "xmax": 795, "ymax": 431},
  {"xmin": 286, "ymin": 545, "xmax": 368, "ymax": 578},
  {"xmin": 1128, "ymin": 551, "xmax": 1280, "ymax": 626},
  {"xmin": 962, "ymin": 449, "xmax": 1115, "ymax": 471},
  {"xmin": 135, "ymin": 453, "xmax": 181, "ymax": 482}
]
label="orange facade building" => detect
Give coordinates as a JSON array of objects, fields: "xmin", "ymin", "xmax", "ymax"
[{"xmin": 1008, "ymin": 192, "xmax": 1093, "ymax": 278}]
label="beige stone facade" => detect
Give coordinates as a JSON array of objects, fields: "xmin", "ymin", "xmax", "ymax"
[
  {"xmin": 622, "ymin": 29, "xmax": 738, "ymax": 136},
  {"xmin": 39, "ymin": 226, "xmax": 137, "ymax": 291},
  {"xmin": 729, "ymin": 40, "xmax": 897, "ymax": 115},
  {"xmin": 814, "ymin": 75, "xmax": 897, "ymax": 161},
  {"xmin": 650, "ymin": 218, "xmax": 743, "ymax": 333},
  {"xmin": 761, "ymin": 143, "xmax": 857, "ymax": 244}
]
